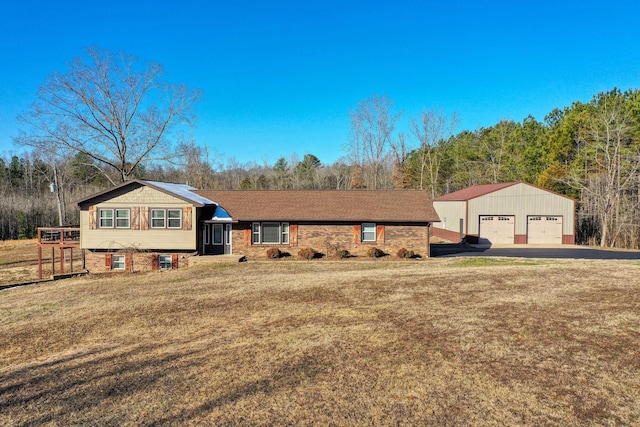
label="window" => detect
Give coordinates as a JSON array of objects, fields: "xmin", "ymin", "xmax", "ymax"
[
  {"xmin": 252, "ymin": 223, "xmax": 260, "ymax": 244},
  {"xmin": 115, "ymin": 209, "xmax": 130, "ymax": 228},
  {"xmin": 99, "ymin": 209, "xmax": 114, "ymax": 228},
  {"xmin": 151, "ymin": 209, "xmax": 165, "ymax": 228},
  {"xmin": 262, "ymin": 222, "xmax": 280, "ymax": 244},
  {"xmin": 212, "ymin": 224, "xmax": 223, "ymax": 244},
  {"xmin": 151, "ymin": 209, "xmax": 182, "ymax": 229},
  {"xmin": 112, "ymin": 254, "xmax": 125, "ymax": 270},
  {"xmin": 251, "ymin": 222, "xmax": 290, "ymax": 244},
  {"xmin": 168, "ymin": 209, "xmax": 182, "ymax": 229},
  {"xmin": 362, "ymin": 223, "xmax": 376, "ymax": 242},
  {"xmin": 158, "ymin": 255, "xmax": 172, "ymax": 270}
]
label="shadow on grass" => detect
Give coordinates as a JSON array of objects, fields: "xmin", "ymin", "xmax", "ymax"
[{"xmin": 0, "ymin": 336, "xmax": 331, "ymax": 426}]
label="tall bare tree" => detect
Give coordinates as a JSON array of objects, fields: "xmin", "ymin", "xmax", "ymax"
[
  {"xmin": 410, "ymin": 108, "xmax": 458, "ymax": 197},
  {"xmin": 347, "ymin": 95, "xmax": 400, "ymax": 189},
  {"xmin": 15, "ymin": 46, "xmax": 201, "ymax": 184},
  {"xmin": 566, "ymin": 90, "xmax": 640, "ymax": 247}
]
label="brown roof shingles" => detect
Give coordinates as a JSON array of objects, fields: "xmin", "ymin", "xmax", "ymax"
[{"xmin": 194, "ymin": 190, "xmax": 440, "ymax": 223}]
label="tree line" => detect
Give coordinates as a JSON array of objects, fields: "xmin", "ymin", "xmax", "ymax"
[{"xmin": 6, "ymin": 47, "xmax": 640, "ymax": 248}]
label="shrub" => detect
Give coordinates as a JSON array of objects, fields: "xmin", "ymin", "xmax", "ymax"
[
  {"xmin": 337, "ymin": 249, "xmax": 351, "ymax": 259},
  {"xmin": 298, "ymin": 247, "xmax": 317, "ymax": 260},
  {"xmin": 367, "ymin": 247, "xmax": 385, "ymax": 258},
  {"xmin": 397, "ymin": 248, "xmax": 415, "ymax": 259},
  {"xmin": 266, "ymin": 248, "xmax": 282, "ymax": 259}
]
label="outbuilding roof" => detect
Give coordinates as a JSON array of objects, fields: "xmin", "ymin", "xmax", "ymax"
[
  {"xmin": 434, "ymin": 182, "xmax": 520, "ymax": 201},
  {"xmin": 195, "ymin": 190, "xmax": 440, "ymax": 223}
]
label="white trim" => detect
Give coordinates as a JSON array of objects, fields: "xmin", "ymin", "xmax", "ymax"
[{"xmin": 362, "ymin": 222, "xmax": 376, "ymax": 242}]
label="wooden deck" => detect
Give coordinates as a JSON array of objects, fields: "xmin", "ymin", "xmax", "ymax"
[{"xmin": 37, "ymin": 227, "xmax": 81, "ymax": 279}]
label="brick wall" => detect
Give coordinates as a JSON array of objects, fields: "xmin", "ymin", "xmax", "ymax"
[
  {"xmin": 232, "ymin": 222, "xmax": 430, "ymax": 259},
  {"xmin": 84, "ymin": 250, "xmax": 195, "ymax": 273}
]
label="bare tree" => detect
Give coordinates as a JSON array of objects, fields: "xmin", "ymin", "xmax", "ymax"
[
  {"xmin": 15, "ymin": 47, "xmax": 201, "ymax": 184},
  {"xmin": 410, "ymin": 108, "xmax": 458, "ymax": 197},
  {"xmin": 347, "ymin": 95, "xmax": 400, "ymax": 189},
  {"xmin": 566, "ymin": 90, "xmax": 640, "ymax": 247}
]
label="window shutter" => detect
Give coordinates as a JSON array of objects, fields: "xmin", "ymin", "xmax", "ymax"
[
  {"xmin": 140, "ymin": 208, "xmax": 149, "ymax": 230},
  {"xmin": 125, "ymin": 254, "xmax": 133, "ymax": 272},
  {"xmin": 152, "ymin": 254, "xmax": 159, "ymax": 271},
  {"xmin": 172, "ymin": 254, "xmax": 179, "ymax": 269},
  {"xmin": 353, "ymin": 225, "xmax": 361, "ymax": 243},
  {"xmin": 131, "ymin": 207, "xmax": 140, "ymax": 230},
  {"xmin": 376, "ymin": 225, "xmax": 385, "ymax": 243},
  {"xmin": 89, "ymin": 206, "xmax": 97, "ymax": 230},
  {"xmin": 105, "ymin": 253, "xmax": 112, "ymax": 270},
  {"xmin": 290, "ymin": 224, "xmax": 298, "ymax": 246},
  {"xmin": 244, "ymin": 229, "xmax": 251, "ymax": 246},
  {"xmin": 183, "ymin": 207, "xmax": 192, "ymax": 230}
]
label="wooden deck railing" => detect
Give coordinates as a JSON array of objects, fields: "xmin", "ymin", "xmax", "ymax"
[
  {"xmin": 37, "ymin": 227, "xmax": 81, "ymax": 279},
  {"xmin": 38, "ymin": 227, "xmax": 81, "ymax": 246}
]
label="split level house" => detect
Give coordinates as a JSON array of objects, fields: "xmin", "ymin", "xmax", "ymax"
[{"xmin": 73, "ymin": 180, "xmax": 440, "ymax": 272}]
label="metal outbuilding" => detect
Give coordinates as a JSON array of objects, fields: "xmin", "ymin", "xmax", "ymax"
[{"xmin": 431, "ymin": 182, "xmax": 575, "ymax": 245}]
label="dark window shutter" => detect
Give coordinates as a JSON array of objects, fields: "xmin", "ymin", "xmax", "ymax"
[
  {"xmin": 125, "ymin": 254, "xmax": 133, "ymax": 272},
  {"xmin": 105, "ymin": 253, "xmax": 112, "ymax": 270},
  {"xmin": 152, "ymin": 254, "xmax": 159, "ymax": 271},
  {"xmin": 172, "ymin": 254, "xmax": 179, "ymax": 269}
]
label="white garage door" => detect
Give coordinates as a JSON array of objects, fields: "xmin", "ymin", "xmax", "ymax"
[
  {"xmin": 527, "ymin": 216, "xmax": 563, "ymax": 244},
  {"xmin": 479, "ymin": 216, "xmax": 514, "ymax": 244}
]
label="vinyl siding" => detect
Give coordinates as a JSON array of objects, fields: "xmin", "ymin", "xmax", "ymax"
[{"xmin": 80, "ymin": 186, "xmax": 197, "ymax": 250}]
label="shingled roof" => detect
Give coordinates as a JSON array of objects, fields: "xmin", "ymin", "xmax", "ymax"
[{"xmin": 195, "ymin": 190, "xmax": 439, "ymax": 223}]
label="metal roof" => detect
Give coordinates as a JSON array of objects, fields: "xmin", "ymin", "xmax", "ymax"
[
  {"xmin": 143, "ymin": 181, "xmax": 216, "ymax": 206},
  {"xmin": 73, "ymin": 179, "xmax": 216, "ymax": 207},
  {"xmin": 434, "ymin": 182, "xmax": 520, "ymax": 201}
]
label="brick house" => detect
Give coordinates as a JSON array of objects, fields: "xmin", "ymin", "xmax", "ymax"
[{"xmin": 74, "ymin": 180, "xmax": 440, "ymax": 272}]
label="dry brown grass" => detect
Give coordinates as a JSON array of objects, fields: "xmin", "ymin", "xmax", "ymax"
[
  {"xmin": 0, "ymin": 240, "xmax": 81, "ymax": 285},
  {"xmin": 1, "ymin": 258, "xmax": 639, "ymax": 426}
]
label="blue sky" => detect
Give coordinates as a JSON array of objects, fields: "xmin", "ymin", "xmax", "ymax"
[{"xmin": 2, "ymin": 0, "xmax": 640, "ymax": 167}]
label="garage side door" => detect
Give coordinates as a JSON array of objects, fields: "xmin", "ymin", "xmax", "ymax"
[
  {"xmin": 527, "ymin": 216, "xmax": 562, "ymax": 244},
  {"xmin": 479, "ymin": 216, "xmax": 514, "ymax": 244}
]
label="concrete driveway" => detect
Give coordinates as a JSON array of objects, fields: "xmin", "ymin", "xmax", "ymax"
[{"xmin": 431, "ymin": 243, "xmax": 640, "ymax": 260}]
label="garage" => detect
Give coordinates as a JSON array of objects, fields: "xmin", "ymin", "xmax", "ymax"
[
  {"xmin": 479, "ymin": 215, "xmax": 514, "ymax": 244},
  {"xmin": 527, "ymin": 216, "xmax": 563, "ymax": 244},
  {"xmin": 432, "ymin": 181, "xmax": 576, "ymax": 245}
]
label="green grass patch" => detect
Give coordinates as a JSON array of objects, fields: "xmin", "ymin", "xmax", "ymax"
[{"xmin": 451, "ymin": 257, "xmax": 547, "ymax": 267}]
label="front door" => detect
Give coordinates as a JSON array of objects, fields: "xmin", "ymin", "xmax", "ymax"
[{"xmin": 203, "ymin": 223, "xmax": 227, "ymax": 255}]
